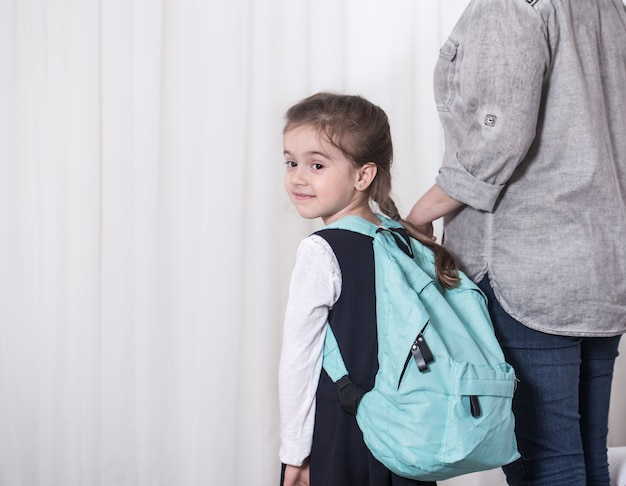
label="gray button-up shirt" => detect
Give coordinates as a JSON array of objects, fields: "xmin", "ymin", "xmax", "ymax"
[{"xmin": 435, "ymin": 0, "xmax": 626, "ymax": 336}]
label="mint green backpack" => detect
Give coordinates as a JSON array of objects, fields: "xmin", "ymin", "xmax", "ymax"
[{"xmin": 322, "ymin": 215, "xmax": 519, "ymax": 481}]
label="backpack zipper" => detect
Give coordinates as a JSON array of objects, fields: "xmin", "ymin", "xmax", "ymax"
[{"xmin": 397, "ymin": 321, "xmax": 434, "ymax": 389}]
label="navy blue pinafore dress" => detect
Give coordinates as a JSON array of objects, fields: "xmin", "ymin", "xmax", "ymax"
[{"xmin": 285, "ymin": 228, "xmax": 435, "ymax": 486}]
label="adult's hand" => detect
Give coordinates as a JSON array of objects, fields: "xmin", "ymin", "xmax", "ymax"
[
  {"xmin": 412, "ymin": 221, "xmax": 435, "ymax": 240},
  {"xmin": 406, "ymin": 184, "xmax": 464, "ymax": 238}
]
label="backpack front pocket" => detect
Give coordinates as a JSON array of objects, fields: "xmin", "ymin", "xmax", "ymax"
[{"xmin": 439, "ymin": 360, "xmax": 517, "ymax": 467}]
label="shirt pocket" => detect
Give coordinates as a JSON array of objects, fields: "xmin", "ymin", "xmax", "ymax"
[{"xmin": 434, "ymin": 38, "xmax": 459, "ymax": 113}]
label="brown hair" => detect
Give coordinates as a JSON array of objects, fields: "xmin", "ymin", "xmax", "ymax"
[{"xmin": 284, "ymin": 92, "xmax": 459, "ymax": 288}]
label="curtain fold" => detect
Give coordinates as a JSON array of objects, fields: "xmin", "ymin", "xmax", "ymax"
[{"xmin": 1, "ymin": 1, "xmax": 624, "ymax": 485}]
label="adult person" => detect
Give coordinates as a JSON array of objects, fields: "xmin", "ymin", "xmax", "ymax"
[{"xmin": 406, "ymin": 0, "xmax": 626, "ymax": 485}]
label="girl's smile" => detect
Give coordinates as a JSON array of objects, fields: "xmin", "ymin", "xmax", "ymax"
[{"xmin": 283, "ymin": 125, "xmax": 377, "ymax": 225}]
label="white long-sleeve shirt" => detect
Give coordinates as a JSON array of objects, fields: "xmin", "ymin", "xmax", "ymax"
[{"xmin": 278, "ymin": 235, "xmax": 342, "ymax": 466}]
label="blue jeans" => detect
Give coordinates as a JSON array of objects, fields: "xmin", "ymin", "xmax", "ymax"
[{"xmin": 478, "ymin": 277, "xmax": 621, "ymax": 486}]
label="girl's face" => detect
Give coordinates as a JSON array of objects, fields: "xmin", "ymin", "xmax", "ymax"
[{"xmin": 283, "ymin": 125, "xmax": 369, "ymax": 225}]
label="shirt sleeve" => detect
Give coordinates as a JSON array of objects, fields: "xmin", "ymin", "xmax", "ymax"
[
  {"xmin": 436, "ymin": 0, "xmax": 550, "ymax": 212},
  {"xmin": 278, "ymin": 235, "xmax": 342, "ymax": 466}
]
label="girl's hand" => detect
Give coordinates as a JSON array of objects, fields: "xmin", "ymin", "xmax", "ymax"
[{"xmin": 283, "ymin": 461, "xmax": 310, "ymax": 486}]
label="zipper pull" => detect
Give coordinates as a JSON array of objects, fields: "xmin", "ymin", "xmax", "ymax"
[
  {"xmin": 411, "ymin": 333, "xmax": 434, "ymax": 372},
  {"xmin": 470, "ymin": 395, "xmax": 481, "ymax": 417}
]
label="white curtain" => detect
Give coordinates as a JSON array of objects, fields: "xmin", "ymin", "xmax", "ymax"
[{"xmin": 1, "ymin": 1, "xmax": 624, "ymax": 485}]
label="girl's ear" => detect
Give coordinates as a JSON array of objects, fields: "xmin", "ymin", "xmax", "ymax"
[{"xmin": 355, "ymin": 163, "xmax": 378, "ymax": 191}]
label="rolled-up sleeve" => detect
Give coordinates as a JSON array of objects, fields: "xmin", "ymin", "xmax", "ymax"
[{"xmin": 436, "ymin": 0, "xmax": 550, "ymax": 212}]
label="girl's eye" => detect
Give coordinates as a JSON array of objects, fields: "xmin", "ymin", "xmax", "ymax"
[
  {"xmin": 312, "ymin": 163, "xmax": 324, "ymax": 170},
  {"xmin": 285, "ymin": 160, "xmax": 297, "ymax": 168}
]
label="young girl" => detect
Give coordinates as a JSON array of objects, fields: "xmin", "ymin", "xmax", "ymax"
[{"xmin": 279, "ymin": 92, "xmax": 457, "ymax": 486}]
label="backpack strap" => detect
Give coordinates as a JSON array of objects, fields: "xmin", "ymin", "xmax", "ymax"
[
  {"xmin": 323, "ymin": 325, "xmax": 365, "ymax": 415},
  {"xmin": 376, "ymin": 225, "xmax": 414, "ymax": 257},
  {"xmin": 321, "ymin": 214, "xmax": 408, "ymax": 416},
  {"xmin": 322, "ymin": 325, "xmax": 349, "ymax": 382}
]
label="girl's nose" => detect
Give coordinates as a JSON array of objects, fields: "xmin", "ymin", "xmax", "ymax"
[{"xmin": 289, "ymin": 166, "xmax": 307, "ymax": 186}]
